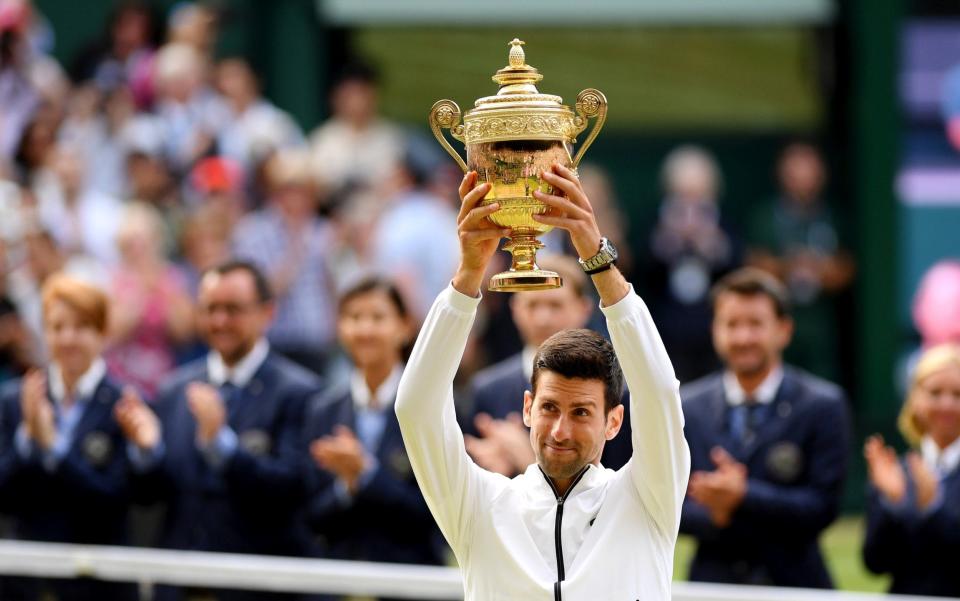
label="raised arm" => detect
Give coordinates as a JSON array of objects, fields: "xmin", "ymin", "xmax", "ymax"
[
  {"xmin": 395, "ymin": 172, "xmax": 510, "ymax": 556},
  {"xmin": 535, "ymin": 164, "xmax": 691, "ymax": 535}
]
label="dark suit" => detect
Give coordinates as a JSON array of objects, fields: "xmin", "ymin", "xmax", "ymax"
[
  {"xmin": 679, "ymin": 367, "xmax": 850, "ymax": 588},
  {"xmin": 863, "ymin": 457, "xmax": 960, "ymax": 597},
  {"xmin": 462, "ymin": 352, "xmax": 633, "ymax": 471},
  {"xmin": 305, "ymin": 382, "xmax": 442, "ymax": 567},
  {"xmin": 0, "ymin": 374, "xmax": 137, "ymax": 601},
  {"xmin": 139, "ymin": 351, "xmax": 321, "ymax": 601}
]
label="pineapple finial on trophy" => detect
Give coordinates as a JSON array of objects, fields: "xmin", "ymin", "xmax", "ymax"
[{"xmin": 508, "ymin": 38, "xmax": 526, "ymax": 67}]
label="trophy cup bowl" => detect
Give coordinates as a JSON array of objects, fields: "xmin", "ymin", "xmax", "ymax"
[{"xmin": 429, "ymin": 39, "xmax": 607, "ymax": 292}]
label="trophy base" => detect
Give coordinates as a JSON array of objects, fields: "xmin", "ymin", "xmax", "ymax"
[{"xmin": 488, "ymin": 269, "xmax": 563, "ymax": 292}]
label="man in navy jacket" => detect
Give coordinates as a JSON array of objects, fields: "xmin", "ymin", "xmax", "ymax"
[
  {"xmin": 117, "ymin": 261, "xmax": 321, "ymax": 601},
  {"xmin": 679, "ymin": 267, "xmax": 850, "ymax": 588},
  {"xmin": 463, "ymin": 255, "xmax": 632, "ymax": 474}
]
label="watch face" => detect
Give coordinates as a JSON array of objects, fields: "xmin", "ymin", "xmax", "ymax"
[{"xmin": 601, "ymin": 238, "xmax": 618, "ymax": 260}]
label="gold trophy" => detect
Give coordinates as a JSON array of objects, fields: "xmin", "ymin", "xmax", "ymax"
[{"xmin": 429, "ymin": 38, "xmax": 607, "ymax": 291}]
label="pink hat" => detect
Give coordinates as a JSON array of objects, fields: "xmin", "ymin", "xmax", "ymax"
[{"xmin": 913, "ymin": 260, "xmax": 960, "ymax": 347}]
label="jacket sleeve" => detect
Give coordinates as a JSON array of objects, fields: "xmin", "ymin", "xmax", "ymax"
[
  {"xmin": 862, "ymin": 483, "xmax": 912, "ymax": 575},
  {"xmin": 394, "ymin": 285, "xmax": 504, "ymax": 558},
  {"xmin": 601, "ymin": 287, "xmax": 691, "ymax": 536},
  {"xmin": 736, "ymin": 394, "xmax": 849, "ymax": 535}
]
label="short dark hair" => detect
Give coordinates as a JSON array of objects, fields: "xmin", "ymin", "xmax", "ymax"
[
  {"xmin": 710, "ymin": 267, "xmax": 791, "ymax": 318},
  {"xmin": 338, "ymin": 276, "xmax": 409, "ymax": 319},
  {"xmin": 204, "ymin": 260, "xmax": 273, "ymax": 304},
  {"xmin": 531, "ymin": 329, "xmax": 623, "ymax": 413}
]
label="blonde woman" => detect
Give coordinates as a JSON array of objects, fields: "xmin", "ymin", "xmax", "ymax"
[{"xmin": 863, "ymin": 343, "xmax": 960, "ymax": 597}]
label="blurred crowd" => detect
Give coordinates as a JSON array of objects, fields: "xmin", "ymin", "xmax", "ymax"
[{"xmin": 0, "ymin": 1, "xmax": 959, "ymax": 601}]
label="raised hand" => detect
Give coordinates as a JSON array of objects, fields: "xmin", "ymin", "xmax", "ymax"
[
  {"xmin": 532, "ymin": 164, "xmax": 602, "ymax": 261},
  {"xmin": 310, "ymin": 425, "xmax": 369, "ymax": 492},
  {"xmin": 906, "ymin": 452, "xmax": 940, "ymax": 511},
  {"xmin": 186, "ymin": 382, "xmax": 227, "ymax": 446},
  {"xmin": 864, "ymin": 435, "xmax": 906, "ymax": 504},
  {"xmin": 20, "ymin": 370, "xmax": 56, "ymax": 451},
  {"xmin": 451, "ymin": 171, "xmax": 510, "ymax": 297},
  {"xmin": 115, "ymin": 386, "xmax": 161, "ymax": 450}
]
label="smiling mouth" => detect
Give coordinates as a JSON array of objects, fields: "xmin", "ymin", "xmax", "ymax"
[{"xmin": 546, "ymin": 444, "xmax": 575, "ymax": 453}]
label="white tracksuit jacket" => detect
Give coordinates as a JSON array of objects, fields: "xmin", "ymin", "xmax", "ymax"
[{"xmin": 395, "ymin": 285, "xmax": 690, "ymax": 601}]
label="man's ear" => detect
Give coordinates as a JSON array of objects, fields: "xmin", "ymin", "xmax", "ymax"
[
  {"xmin": 604, "ymin": 404, "xmax": 624, "ymax": 441},
  {"xmin": 522, "ymin": 390, "xmax": 533, "ymax": 428}
]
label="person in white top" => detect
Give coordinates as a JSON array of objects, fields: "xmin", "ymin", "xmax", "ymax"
[{"xmin": 395, "ymin": 164, "xmax": 691, "ymax": 601}]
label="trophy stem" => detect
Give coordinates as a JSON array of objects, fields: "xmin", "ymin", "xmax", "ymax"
[{"xmin": 488, "ymin": 234, "xmax": 563, "ymax": 292}]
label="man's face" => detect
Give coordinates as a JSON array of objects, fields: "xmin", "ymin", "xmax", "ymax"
[
  {"xmin": 197, "ymin": 270, "xmax": 274, "ymax": 365},
  {"xmin": 511, "ymin": 288, "xmax": 592, "ymax": 349},
  {"xmin": 523, "ymin": 372, "xmax": 623, "ymax": 482},
  {"xmin": 712, "ymin": 292, "xmax": 792, "ymax": 378}
]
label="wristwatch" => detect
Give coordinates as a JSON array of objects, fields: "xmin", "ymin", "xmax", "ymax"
[{"xmin": 579, "ymin": 237, "xmax": 619, "ymax": 275}]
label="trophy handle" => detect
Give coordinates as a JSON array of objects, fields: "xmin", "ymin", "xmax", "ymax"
[
  {"xmin": 429, "ymin": 100, "xmax": 468, "ymax": 173},
  {"xmin": 571, "ymin": 89, "xmax": 607, "ymax": 168}
]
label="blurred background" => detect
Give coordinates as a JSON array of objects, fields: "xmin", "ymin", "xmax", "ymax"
[{"xmin": 1, "ymin": 0, "xmax": 958, "ymax": 596}]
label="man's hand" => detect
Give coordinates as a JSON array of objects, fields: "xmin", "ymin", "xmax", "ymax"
[
  {"xmin": 464, "ymin": 434, "xmax": 514, "ymax": 476},
  {"xmin": 186, "ymin": 383, "xmax": 227, "ymax": 446},
  {"xmin": 451, "ymin": 171, "xmax": 510, "ymax": 297},
  {"xmin": 115, "ymin": 386, "xmax": 161, "ymax": 450},
  {"xmin": 864, "ymin": 435, "xmax": 906, "ymax": 505},
  {"xmin": 310, "ymin": 425, "xmax": 369, "ymax": 492},
  {"xmin": 688, "ymin": 447, "xmax": 748, "ymax": 528},
  {"xmin": 533, "ymin": 164, "xmax": 629, "ymax": 306},
  {"xmin": 465, "ymin": 412, "xmax": 535, "ymax": 475},
  {"xmin": 532, "ymin": 164, "xmax": 602, "ymax": 261},
  {"xmin": 20, "ymin": 370, "xmax": 56, "ymax": 451}
]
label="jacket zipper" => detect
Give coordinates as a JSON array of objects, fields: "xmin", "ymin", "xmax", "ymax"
[{"xmin": 540, "ymin": 466, "xmax": 589, "ymax": 601}]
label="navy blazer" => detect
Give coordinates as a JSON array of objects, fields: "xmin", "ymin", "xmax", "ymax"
[
  {"xmin": 138, "ymin": 351, "xmax": 320, "ymax": 558},
  {"xmin": 305, "ymin": 382, "xmax": 442, "ymax": 565},
  {"xmin": 863, "ymin": 457, "xmax": 960, "ymax": 597},
  {"xmin": 462, "ymin": 352, "xmax": 633, "ymax": 471},
  {"xmin": 679, "ymin": 367, "xmax": 850, "ymax": 589},
  {"xmin": 0, "ymin": 373, "xmax": 137, "ymax": 601}
]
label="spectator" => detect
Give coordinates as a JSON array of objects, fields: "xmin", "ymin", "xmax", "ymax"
[
  {"xmin": 461, "ymin": 254, "xmax": 632, "ymax": 476},
  {"xmin": 748, "ymin": 142, "xmax": 854, "ymax": 381},
  {"xmin": 114, "ymin": 260, "xmax": 322, "ymax": 601},
  {"xmin": 69, "ymin": 1, "xmax": 157, "ymax": 105},
  {"xmin": 33, "ymin": 143, "xmax": 123, "ymax": 266},
  {"xmin": 680, "ymin": 267, "xmax": 850, "ymax": 588},
  {"xmin": 0, "ymin": 274, "xmax": 137, "ymax": 601},
  {"xmin": 152, "ymin": 41, "xmax": 228, "ymax": 173},
  {"xmin": 370, "ymin": 152, "xmax": 459, "ymax": 319},
  {"xmin": 862, "ymin": 343, "xmax": 960, "ymax": 597},
  {"xmin": 215, "ymin": 57, "xmax": 304, "ymax": 174},
  {"xmin": 233, "ymin": 149, "xmax": 336, "ymax": 375},
  {"xmin": 105, "ymin": 202, "xmax": 193, "ymax": 398},
  {"xmin": 646, "ymin": 145, "xmax": 743, "ymax": 382},
  {"xmin": 305, "ymin": 276, "xmax": 443, "ymax": 573},
  {"xmin": 308, "ymin": 62, "xmax": 403, "ymax": 197}
]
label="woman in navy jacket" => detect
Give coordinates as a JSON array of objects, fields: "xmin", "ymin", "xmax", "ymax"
[
  {"xmin": 0, "ymin": 274, "xmax": 137, "ymax": 601},
  {"xmin": 863, "ymin": 343, "xmax": 960, "ymax": 597},
  {"xmin": 305, "ymin": 276, "xmax": 442, "ymax": 570}
]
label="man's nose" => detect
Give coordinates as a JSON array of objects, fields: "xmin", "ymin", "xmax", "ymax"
[{"xmin": 551, "ymin": 414, "xmax": 572, "ymax": 442}]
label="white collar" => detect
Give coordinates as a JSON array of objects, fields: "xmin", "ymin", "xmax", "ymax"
[
  {"xmin": 723, "ymin": 365, "xmax": 783, "ymax": 406},
  {"xmin": 48, "ymin": 358, "xmax": 106, "ymax": 405},
  {"xmin": 207, "ymin": 339, "xmax": 270, "ymax": 387},
  {"xmin": 521, "ymin": 345, "xmax": 537, "ymax": 384},
  {"xmin": 921, "ymin": 434, "xmax": 960, "ymax": 476},
  {"xmin": 350, "ymin": 364, "xmax": 403, "ymax": 412}
]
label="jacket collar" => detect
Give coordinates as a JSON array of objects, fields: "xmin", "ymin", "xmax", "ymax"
[{"xmin": 207, "ymin": 338, "xmax": 270, "ymax": 387}]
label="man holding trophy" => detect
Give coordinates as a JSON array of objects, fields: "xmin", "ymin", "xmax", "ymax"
[{"xmin": 395, "ymin": 162, "xmax": 690, "ymax": 600}]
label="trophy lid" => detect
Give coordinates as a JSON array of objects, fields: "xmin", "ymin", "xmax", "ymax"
[
  {"xmin": 473, "ymin": 39, "xmax": 565, "ymax": 109},
  {"xmin": 464, "ymin": 39, "xmax": 577, "ymax": 144}
]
